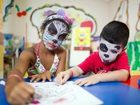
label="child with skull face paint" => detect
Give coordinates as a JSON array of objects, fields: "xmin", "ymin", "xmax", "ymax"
[
  {"xmin": 55, "ymin": 21, "xmax": 130, "ymax": 86},
  {"xmin": 5, "ymin": 10, "xmax": 73, "ymax": 105}
]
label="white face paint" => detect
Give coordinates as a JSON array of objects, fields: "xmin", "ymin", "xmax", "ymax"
[
  {"xmin": 42, "ymin": 20, "xmax": 68, "ymax": 50},
  {"xmin": 99, "ymin": 38, "xmax": 123, "ymax": 64}
]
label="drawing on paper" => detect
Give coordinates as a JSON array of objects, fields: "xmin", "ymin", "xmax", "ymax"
[{"xmin": 28, "ymin": 81, "xmax": 103, "ymax": 105}]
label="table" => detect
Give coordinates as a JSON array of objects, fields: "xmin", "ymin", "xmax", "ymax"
[{"xmin": 1, "ymin": 77, "xmax": 140, "ymax": 105}]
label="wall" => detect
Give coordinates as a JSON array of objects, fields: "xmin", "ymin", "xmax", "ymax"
[
  {"xmin": 4, "ymin": 0, "xmax": 112, "ymax": 44},
  {"xmin": 0, "ymin": 0, "xmax": 4, "ymax": 78},
  {"xmin": 4, "ymin": 0, "xmax": 140, "ymax": 42},
  {"xmin": 3, "ymin": 0, "xmax": 140, "ymax": 73},
  {"xmin": 109, "ymin": 0, "xmax": 140, "ymax": 42}
]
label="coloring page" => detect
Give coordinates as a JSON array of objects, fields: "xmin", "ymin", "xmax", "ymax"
[{"xmin": 28, "ymin": 81, "xmax": 103, "ymax": 105}]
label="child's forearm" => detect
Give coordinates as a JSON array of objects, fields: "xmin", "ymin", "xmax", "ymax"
[
  {"xmin": 7, "ymin": 69, "xmax": 23, "ymax": 81},
  {"xmin": 5, "ymin": 76, "xmax": 21, "ymax": 94},
  {"xmin": 96, "ymin": 70, "xmax": 129, "ymax": 82},
  {"xmin": 69, "ymin": 66, "xmax": 84, "ymax": 77},
  {"xmin": 6, "ymin": 70, "xmax": 23, "ymax": 93}
]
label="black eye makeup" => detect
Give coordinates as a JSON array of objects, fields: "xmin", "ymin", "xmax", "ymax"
[
  {"xmin": 110, "ymin": 50, "xmax": 117, "ymax": 54},
  {"xmin": 111, "ymin": 46, "xmax": 121, "ymax": 54},
  {"xmin": 115, "ymin": 45, "xmax": 121, "ymax": 50},
  {"xmin": 100, "ymin": 43, "xmax": 108, "ymax": 52},
  {"xmin": 48, "ymin": 23, "xmax": 57, "ymax": 35},
  {"xmin": 58, "ymin": 34, "xmax": 67, "ymax": 40}
]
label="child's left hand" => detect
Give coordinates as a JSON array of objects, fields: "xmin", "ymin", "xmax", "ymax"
[
  {"xmin": 30, "ymin": 70, "xmax": 52, "ymax": 82},
  {"xmin": 75, "ymin": 75, "xmax": 100, "ymax": 86}
]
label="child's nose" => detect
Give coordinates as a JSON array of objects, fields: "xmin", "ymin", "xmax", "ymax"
[
  {"xmin": 52, "ymin": 39, "xmax": 58, "ymax": 44},
  {"xmin": 104, "ymin": 54, "xmax": 109, "ymax": 58}
]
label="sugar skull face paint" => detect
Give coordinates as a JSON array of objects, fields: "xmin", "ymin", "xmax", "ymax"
[
  {"xmin": 43, "ymin": 20, "xmax": 68, "ymax": 50},
  {"xmin": 99, "ymin": 38, "xmax": 122, "ymax": 64}
]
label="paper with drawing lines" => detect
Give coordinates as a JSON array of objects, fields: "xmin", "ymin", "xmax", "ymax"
[{"xmin": 28, "ymin": 81, "xmax": 103, "ymax": 105}]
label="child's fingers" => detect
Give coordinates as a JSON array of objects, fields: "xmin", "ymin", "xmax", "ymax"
[
  {"xmin": 16, "ymin": 88, "xmax": 32, "ymax": 104},
  {"xmin": 25, "ymin": 83, "xmax": 35, "ymax": 94},
  {"xmin": 61, "ymin": 75, "xmax": 69, "ymax": 84},
  {"xmin": 29, "ymin": 74, "xmax": 38, "ymax": 78},
  {"xmin": 56, "ymin": 74, "xmax": 64, "ymax": 84},
  {"xmin": 9, "ymin": 94, "xmax": 25, "ymax": 105},
  {"xmin": 54, "ymin": 77, "xmax": 61, "ymax": 84},
  {"xmin": 75, "ymin": 79, "xmax": 87, "ymax": 86},
  {"xmin": 42, "ymin": 77, "xmax": 46, "ymax": 82},
  {"xmin": 26, "ymin": 97, "xmax": 33, "ymax": 105},
  {"xmin": 22, "ymin": 87, "xmax": 34, "ymax": 104},
  {"xmin": 46, "ymin": 75, "xmax": 52, "ymax": 82},
  {"xmin": 33, "ymin": 77, "xmax": 42, "ymax": 82},
  {"xmin": 42, "ymin": 76, "xmax": 50, "ymax": 82},
  {"xmin": 55, "ymin": 73, "xmax": 63, "ymax": 83},
  {"xmin": 18, "ymin": 82, "xmax": 35, "ymax": 96},
  {"xmin": 30, "ymin": 75, "xmax": 38, "ymax": 82},
  {"xmin": 9, "ymin": 82, "xmax": 34, "ymax": 105},
  {"xmin": 84, "ymin": 82, "xmax": 92, "ymax": 87},
  {"xmin": 55, "ymin": 72, "xmax": 68, "ymax": 84}
]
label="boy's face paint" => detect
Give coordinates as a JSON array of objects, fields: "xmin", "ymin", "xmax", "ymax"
[
  {"xmin": 99, "ymin": 38, "xmax": 122, "ymax": 64},
  {"xmin": 43, "ymin": 20, "xmax": 68, "ymax": 50}
]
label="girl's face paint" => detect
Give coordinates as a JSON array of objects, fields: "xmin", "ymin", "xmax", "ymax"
[
  {"xmin": 99, "ymin": 38, "xmax": 122, "ymax": 64},
  {"xmin": 42, "ymin": 20, "xmax": 68, "ymax": 50}
]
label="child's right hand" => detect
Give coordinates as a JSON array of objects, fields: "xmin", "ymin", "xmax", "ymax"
[
  {"xmin": 7, "ymin": 82, "xmax": 35, "ymax": 105},
  {"xmin": 55, "ymin": 70, "xmax": 71, "ymax": 85}
]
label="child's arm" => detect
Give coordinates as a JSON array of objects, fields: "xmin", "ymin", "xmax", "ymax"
[
  {"xmin": 75, "ymin": 69, "xmax": 129, "ymax": 86},
  {"xmin": 95, "ymin": 69, "xmax": 129, "ymax": 82},
  {"xmin": 5, "ymin": 49, "xmax": 35, "ymax": 105},
  {"xmin": 55, "ymin": 66, "xmax": 84, "ymax": 84}
]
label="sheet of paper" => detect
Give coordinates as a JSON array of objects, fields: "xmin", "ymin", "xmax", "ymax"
[{"xmin": 28, "ymin": 81, "xmax": 103, "ymax": 105}]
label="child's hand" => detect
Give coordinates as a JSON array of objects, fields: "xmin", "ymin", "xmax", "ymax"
[
  {"xmin": 55, "ymin": 70, "xmax": 71, "ymax": 85},
  {"xmin": 7, "ymin": 82, "xmax": 34, "ymax": 105},
  {"xmin": 75, "ymin": 75, "xmax": 100, "ymax": 86},
  {"xmin": 30, "ymin": 70, "xmax": 52, "ymax": 82}
]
